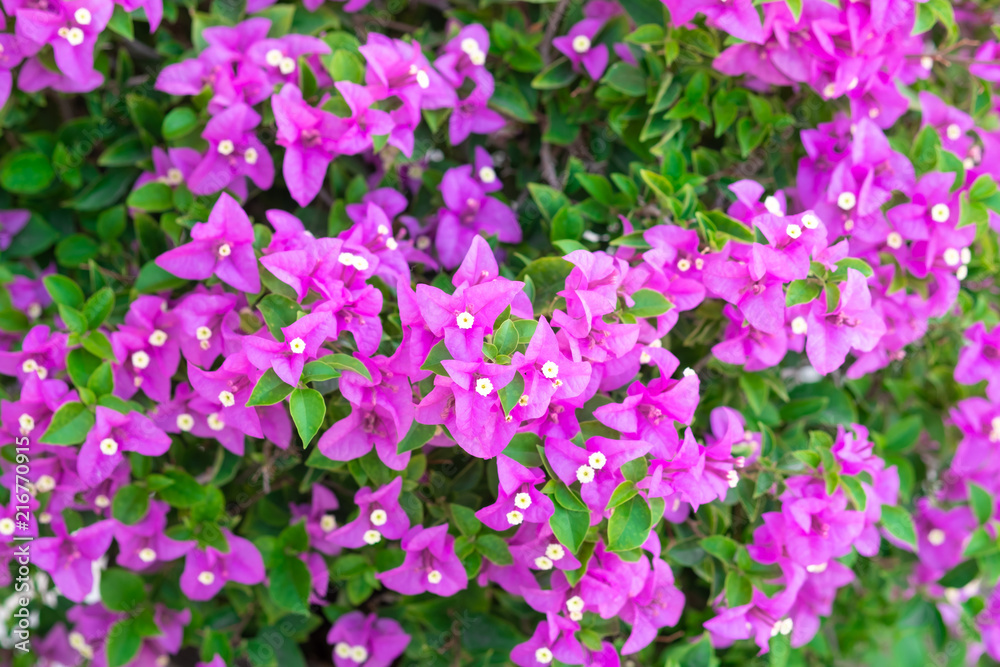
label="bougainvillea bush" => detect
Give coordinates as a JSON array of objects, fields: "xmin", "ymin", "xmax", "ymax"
[{"xmin": 3, "ymin": 0, "xmax": 1000, "ymax": 663}]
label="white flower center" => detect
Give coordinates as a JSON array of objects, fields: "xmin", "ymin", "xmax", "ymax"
[
  {"xmin": 517, "ymin": 394, "xmax": 530, "ymax": 407},
  {"xmin": 957, "ymin": 265, "xmax": 968, "ymax": 280},
  {"xmin": 868, "ymin": 108, "xmax": 880, "ymax": 119},
  {"xmin": 478, "ymin": 166, "xmax": 497, "ymax": 184},
  {"xmin": 791, "ymin": 316, "xmax": 808, "ymax": 335},
  {"xmin": 100, "ymin": 438, "xmax": 119, "ymax": 456},
  {"xmin": 541, "ymin": 361, "xmax": 559, "ymax": 379},
  {"xmin": 943, "ymin": 248, "xmax": 960, "ymax": 267},
  {"xmin": 572, "ymin": 35, "xmax": 591, "ymax": 53},
  {"xmin": 847, "ymin": 77, "xmax": 859, "ymax": 90},
  {"xmin": 683, "ymin": 367, "xmax": 696, "ymax": 377},
  {"xmin": 265, "ymin": 49, "xmax": 283, "ymax": 66},
  {"xmin": 36, "ymin": 475, "xmax": 55, "ymax": 493},
  {"xmin": 218, "ymin": 390, "xmax": 236, "ymax": 407},
  {"xmin": 676, "ymin": 258, "xmax": 691, "ymax": 272},
  {"xmin": 363, "ymin": 529, "xmax": 381, "ymax": 545},
  {"xmin": 148, "ymin": 330, "xmax": 168, "ymax": 347},
  {"xmin": 566, "ymin": 595, "xmax": 585, "ymax": 613},
  {"xmin": 0, "ymin": 519, "xmax": 14, "ymax": 535},
  {"xmin": 196, "ymin": 326, "xmax": 213, "ymax": 341},
  {"xmin": 320, "ymin": 514, "xmax": 337, "ymax": 532},
  {"xmin": 921, "ymin": 55, "xmax": 934, "ymax": 69},
  {"xmin": 139, "ymin": 547, "xmax": 158, "ymax": 563},
  {"xmin": 506, "ymin": 510, "xmax": 524, "ymax": 525},
  {"xmin": 74, "ymin": 7, "xmax": 91, "ymax": 24},
  {"xmin": 545, "ymin": 543, "xmax": 565, "ymax": 560},
  {"xmin": 946, "ymin": 124, "xmax": 962, "ymax": 141},
  {"xmin": 837, "ymin": 192, "xmax": 856, "ymax": 211},
  {"xmin": 764, "ymin": 196, "xmax": 783, "ymax": 215},
  {"xmin": 370, "ymin": 509, "xmax": 387, "ymax": 526},
  {"xmin": 823, "ymin": 83, "xmax": 836, "ymax": 98},
  {"xmin": 961, "ymin": 248, "xmax": 972, "ymax": 264},
  {"xmin": 886, "ymin": 232, "xmax": 903, "ymax": 249},
  {"xmin": 535, "ymin": 647, "xmax": 554, "ymax": 664},
  {"xmin": 427, "ymin": 569, "xmax": 442, "ymax": 584},
  {"xmin": 21, "ymin": 359, "xmax": 37, "ymax": 373},
  {"xmin": 197, "ymin": 571, "xmax": 216, "ymax": 585},
  {"xmin": 456, "ymin": 312, "xmax": 475, "ymax": 329},
  {"xmin": 27, "ymin": 303, "xmax": 42, "ymax": 319},
  {"xmin": 217, "ymin": 243, "xmax": 231, "ymax": 257},
  {"xmin": 176, "ymin": 413, "xmax": 194, "ymax": 432},
  {"xmin": 351, "ymin": 255, "xmax": 369, "ymax": 271},
  {"xmin": 588, "ymin": 452, "xmax": 606, "ymax": 469},
  {"xmin": 640, "ymin": 351, "xmax": 652, "ymax": 364},
  {"xmin": 460, "ymin": 38, "xmax": 479, "ymax": 56},
  {"xmin": 575, "ymin": 465, "xmax": 595, "ymax": 484},
  {"xmin": 785, "ymin": 224, "xmax": 802, "ymax": 239},
  {"xmin": 928, "ymin": 528, "xmax": 946, "ymax": 546},
  {"xmin": 726, "ymin": 470, "xmax": 739, "ymax": 488},
  {"xmin": 416, "ymin": 235, "xmax": 431, "ymax": 250},
  {"xmin": 335, "ymin": 643, "xmax": 352, "ymax": 659},
  {"xmin": 279, "ymin": 57, "xmax": 296, "ymax": 75},
  {"xmin": 218, "ymin": 140, "xmax": 235, "ymax": 156},
  {"xmin": 207, "ymin": 413, "xmax": 225, "ymax": 431},
  {"xmin": 469, "ymin": 50, "xmax": 486, "ymax": 66},
  {"xmin": 165, "ymin": 168, "xmax": 183, "ymax": 185},
  {"xmin": 289, "ymin": 338, "xmax": 306, "ymax": 354},
  {"xmin": 385, "ymin": 237, "xmax": 398, "ymax": 250},
  {"xmin": 931, "ymin": 203, "xmax": 950, "ymax": 222},
  {"xmin": 801, "ymin": 213, "xmax": 820, "ymax": 229},
  {"xmin": 243, "ymin": 148, "xmax": 259, "ymax": 165},
  {"xmin": 415, "ymin": 69, "xmax": 430, "ymax": 89},
  {"xmin": 806, "ymin": 562, "xmax": 827, "ymax": 573},
  {"xmin": 475, "ymin": 378, "xmax": 493, "ymax": 396},
  {"xmin": 349, "ymin": 645, "xmax": 369, "ymax": 663},
  {"xmin": 514, "ymin": 492, "xmax": 532, "ymax": 509},
  {"xmin": 18, "ymin": 414, "xmax": 35, "ymax": 435},
  {"xmin": 94, "ymin": 494, "xmax": 110, "ymax": 508},
  {"xmin": 66, "ymin": 27, "xmax": 84, "ymax": 45},
  {"xmin": 534, "ymin": 556, "xmax": 553, "ymax": 570}
]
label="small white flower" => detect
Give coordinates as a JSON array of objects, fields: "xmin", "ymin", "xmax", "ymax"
[
  {"xmin": 534, "ymin": 556, "xmax": 553, "ymax": 570},
  {"xmin": 837, "ymin": 192, "xmax": 856, "ymax": 211},
  {"xmin": 535, "ymin": 647, "xmax": 554, "ymax": 664},
  {"xmin": 886, "ymin": 232, "xmax": 903, "ymax": 249},
  {"xmin": 339, "ymin": 252, "xmax": 357, "ymax": 266},
  {"xmin": 36, "ymin": 475, "xmax": 55, "ymax": 493},
  {"xmin": 822, "ymin": 83, "xmax": 836, "ymax": 98},
  {"xmin": 806, "ymin": 562, "xmax": 827, "ymax": 573},
  {"xmin": 94, "ymin": 494, "xmax": 110, "ymax": 508},
  {"xmin": 588, "ymin": 451, "xmax": 606, "ymax": 470},
  {"xmin": 801, "ymin": 213, "xmax": 820, "ymax": 229},
  {"xmin": 363, "ymin": 530, "xmax": 382, "ymax": 545},
  {"xmin": 18, "ymin": 413, "xmax": 35, "ymax": 435},
  {"xmin": 320, "ymin": 514, "xmax": 337, "ymax": 532},
  {"xmin": 0, "ymin": 519, "xmax": 15, "ymax": 535},
  {"xmin": 197, "ymin": 326, "xmax": 213, "ymax": 341},
  {"xmin": 352, "ymin": 255, "xmax": 369, "ymax": 271},
  {"xmin": 74, "ymin": 7, "xmax": 92, "ymax": 24},
  {"xmin": 165, "ymin": 167, "xmax": 183, "ymax": 186},
  {"xmin": 764, "ymin": 195, "xmax": 783, "ymax": 215},
  {"xmin": 571, "ymin": 35, "xmax": 591, "ymax": 54},
  {"xmin": 946, "ymin": 123, "xmax": 962, "ymax": 141},
  {"xmin": 265, "ymin": 49, "xmax": 284, "ymax": 66},
  {"xmin": 786, "ymin": 224, "xmax": 802, "ymax": 239},
  {"xmin": 566, "ymin": 595, "xmax": 585, "ymax": 613},
  {"xmin": 427, "ymin": 569, "xmax": 443, "ymax": 584},
  {"xmin": 518, "ymin": 394, "xmax": 530, "ymax": 407},
  {"xmin": 575, "ymin": 465, "xmax": 595, "ymax": 484},
  {"xmin": 139, "ymin": 548, "xmax": 158, "ymax": 563},
  {"xmin": 176, "ymin": 413, "xmax": 194, "ymax": 432},
  {"xmin": 243, "ymin": 147, "xmax": 259, "ymax": 165},
  {"xmin": 514, "ymin": 492, "xmax": 532, "ymax": 509},
  {"xmin": 128, "ymin": 350, "xmax": 155, "ymax": 377},
  {"xmin": 416, "ymin": 235, "xmax": 431, "ymax": 250},
  {"xmin": 957, "ymin": 265, "xmax": 968, "ymax": 280},
  {"xmin": 683, "ymin": 367, "xmax": 696, "ymax": 377},
  {"xmin": 506, "ymin": 510, "xmax": 524, "ymax": 525},
  {"xmin": 66, "ymin": 27, "xmax": 85, "ymax": 45},
  {"xmin": 868, "ymin": 107, "xmax": 880, "ymax": 119},
  {"xmin": 27, "ymin": 302, "xmax": 42, "ymax": 319},
  {"xmin": 961, "ymin": 248, "xmax": 972, "ymax": 265},
  {"xmin": 370, "ymin": 509, "xmax": 388, "ymax": 526},
  {"xmin": 927, "ymin": 528, "xmax": 946, "ymax": 546},
  {"xmin": 148, "ymin": 329, "xmax": 168, "ymax": 346},
  {"xmin": 218, "ymin": 390, "xmax": 236, "ymax": 407},
  {"xmin": 545, "ymin": 543, "xmax": 565, "ymax": 561},
  {"xmin": 289, "ymin": 337, "xmax": 306, "ymax": 354},
  {"xmin": 197, "ymin": 571, "xmax": 216, "ymax": 586},
  {"xmin": 791, "ymin": 316, "xmax": 808, "ymax": 335},
  {"xmin": 726, "ymin": 470, "xmax": 739, "ymax": 488},
  {"xmin": 847, "ymin": 77, "xmax": 859, "ymax": 90},
  {"xmin": 479, "ymin": 166, "xmax": 497, "ymax": 183},
  {"xmin": 469, "ymin": 50, "xmax": 486, "ymax": 66},
  {"xmin": 217, "ymin": 140, "xmax": 235, "ymax": 156},
  {"xmin": 541, "ymin": 361, "xmax": 559, "ymax": 379},
  {"xmin": 456, "ymin": 312, "xmax": 475, "ymax": 329},
  {"xmin": 676, "ymin": 258, "xmax": 691, "ymax": 272},
  {"xmin": 931, "ymin": 203, "xmax": 950, "ymax": 223},
  {"xmin": 335, "ymin": 643, "xmax": 352, "ymax": 659},
  {"xmin": 779, "ymin": 618, "xmax": 793, "ymax": 635},
  {"xmin": 22, "ymin": 359, "xmax": 38, "ymax": 374},
  {"xmin": 385, "ymin": 237, "xmax": 398, "ymax": 250},
  {"xmin": 943, "ymin": 248, "xmax": 960, "ymax": 267},
  {"xmin": 921, "ymin": 55, "xmax": 934, "ymax": 70},
  {"xmin": 461, "ymin": 38, "xmax": 480, "ymax": 55},
  {"xmin": 415, "ymin": 69, "xmax": 430, "ymax": 89},
  {"xmin": 279, "ymin": 57, "xmax": 296, "ymax": 75},
  {"xmin": 844, "ymin": 218, "xmax": 855, "ymax": 232},
  {"xmin": 475, "ymin": 378, "xmax": 494, "ymax": 396},
  {"xmin": 100, "ymin": 438, "xmax": 119, "ymax": 456},
  {"xmin": 217, "ymin": 243, "xmax": 232, "ymax": 257},
  {"xmin": 349, "ymin": 645, "xmax": 369, "ymax": 664},
  {"xmin": 640, "ymin": 351, "xmax": 652, "ymax": 364},
  {"xmin": 207, "ymin": 413, "xmax": 225, "ymax": 431}
]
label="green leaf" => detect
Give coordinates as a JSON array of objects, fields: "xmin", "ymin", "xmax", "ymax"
[
  {"xmin": 256, "ymin": 294, "xmax": 300, "ymax": 340},
  {"xmin": 840, "ymin": 475, "xmax": 867, "ymax": 512},
  {"xmin": 739, "ymin": 373, "xmax": 769, "ymax": 415},
  {"xmin": 451, "ymin": 504, "xmax": 482, "ymax": 537},
  {"xmin": 549, "ymin": 504, "xmax": 589, "ymax": 554},
  {"xmin": 0, "ymin": 150, "xmax": 55, "ymax": 194},
  {"xmin": 101, "ymin": 568, "xmax": 147, "ymax": 611},
  {"xmin": 698, "ymin": 210, "xmax": 755, "ymax": 243},
  {"xmin": 531, "ymin": 58, "xmax": 577, "ymax": 89},
  {"xmin": 246, "ymin": 369, "xmax": 294, "ymax": 407},
  {"xmin": 884, "ymin": 415, "xmax": 922, "ymax": 453},
  {"xmin": 64, "ymin": 169, "xmax": 137, "ymax": 212},
  {"xmin": 315, "ymin": 353, "xmax": 373, "ymax": 381},
  {"xmin": 498, "ymin": 372, "xmax": 525, "ymax": 418},
  {"xmin": 969, "ymin": 483, "xmax": 994, "ymax": 525},
  {"xmin": 126, "ymin": 182, "xmax": 174, "ymax": 213},
  {"xmin": 135, "ymin": 262, "xmax": 188, "ymax": 294},
  {"xmin": 112, "ymin": 484, "xmax": 150, "ymax": 525},
  {"xmin": 476, "ymin": 534, "xmax": 513, "ymax": 565},
  {"xmin": 503, "ymin": 433, "xmax": 543, "ymax": 468},
  {"xmin": 962, "ymin": 528, "xmax": 998, "ymax": 559},
  {"xmin": 607, "ymin": 495, "xmax": 652, "ymax": 551},
  {"xmin": 725, "ymin": 571, "xmax": 753, "ymax": 607},
  {"xmin": 290, "ymin": 388, "xmax": 325, "ymax": 446},
  {"xmin": 785, "ymin": 279, "xmax": 821, "ymax": 307},
  {"xmin": 107, "ymin": 5, "xmax": 134, "ymax": 39},
  {"xmin": 97, "ymin": 206, "xmax": 127, "ymax": 241},
  {"xmin": 150, "ymin": 470, "xmax": 206, "ymax": 508},
  {"xmin": 494, "ymin": 319, "xmax": 519, "ymax": 357},
  {"xmin": 527, "ymin": 183, "xmax": 570, "ymax": 222},
  {"xmin": 602, "ymin": 63, "xmax": 646, "ymax": 96},
  {"xmin": 396, "ymin": 421, "xmax": 437, "ymax": 455},
  {"xmin": 56, "ymin": 235, "xmax": 100, "ymax": 267},
  {"xmin": 880, "ymin": 504, "xmax": 917, "ymax": 550},
  {"xmin": 551, "ymin": 206, "xmax": 585, "ymax": 242},
  {"xmin": 82, "ymin": 288, "xmax": 116, "ymax": 329},
  {"xmin": 269, "ymin": 553, "xmax": 312, "ymax": 615},
  {"xmin": 39, "ymin": 402, "xmax": 94, "ymax": 445},
  {"xmin": 784, "ymin": 0, "xmax": 803, "ymax": 21},
  {"xmin": 627, "ymin": 288, "xmax": 673, "ymax": 318},
  {"xmin": 162, "ymin": 107, "xmax": 200, "ymax": 140},
  {"xmin": 939, "ymin": 560, "xmax": 979, "ymax": 588},
  {"xmin": 82, "ymin": 331, "xmax": 115, "ymax": 360},
  {"xmin": 605, "ymin": 480, "xmax": 638, "ymax": 510},
  {"xmin": 700, "ymin": 535, "xmax": 739, "ymax": 562},
  {"xmin": 626, "ymin": 24, "xmax": 664, "ymax": 44},
  {"xmin": 43, "ymin": 275, "xmax": 86, "ymax": 309},
  {"xmin": 105, "ymin": 620, "xmax": 143, "ymax": 667},
  {"xmin": 420, "ymin": 341, "xmax": 452, "ymax": 376},
  {"xmin": 554, "ymin": 482, "xmax": 588, "ymax": 513},
  {"xmin": 87, "ymin": 362, "xmax": 114, "ymax": 396}
]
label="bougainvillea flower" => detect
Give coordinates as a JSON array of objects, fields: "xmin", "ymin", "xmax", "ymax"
[
  {"xmin": 114, "ymin": 500, "xmax": 193, "ymax": 570},
  {"xmin": 180, "ymin": 530, "xmax": 265, "ymax": 600},
  {"xmin": 476, "ymin": 455, "xmax": 555, "ymax": 531},
  {"xmin": 804, "ymin": 269, "xmax": 887, "ymax": 375},
  {"xmin": 187, "ymin": 103, "xmax": 274, "ymax": 196},
  {"xmin": 328, "ymin": 476, "xmax": 409, "ymax": 548},
  {"xmin": 156, "ymin": 192, "xmax": 261, "ymax": 293},
  {"xmin": 510, "ymin": 617, "xmax": 585, "ymax": 667},
  {"xmin": 272, "ymin": 83, "xmax": 342, "ymax": 207},
  {"xmin": 15, "ymin": 0, "xmax": 113, "ymax": 80},
  {"xmin": 327, "ymin": 611, "xmax": 410, "ymax": 667},
  {"xmin": 553, "ymin": 19, "xmax": 609, "ymax": 80},
  {"xmin": 376, "ymin": 524, "xmax": 467, "ymax": 596},
  {"xmin": 546, "ymin": 436, "xmax": 651, "ymax": 514},
  {"xmin": 78, "ymin": 407, "xmax": 172, "ymax": 488},
  {"xmin": 620, "ymin": 558, "xmax": 685, "ymax": 654},
  {"xmin": 33, "ymin": 520, "xmax": 115, "ymax": 602},
  {"xmin": 244, "ymin": 312, "xmax": 331, "ymax": 386},
  {"xmin": 435, "ymin": 165, "xmax": 521, "ymax": 269}
]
